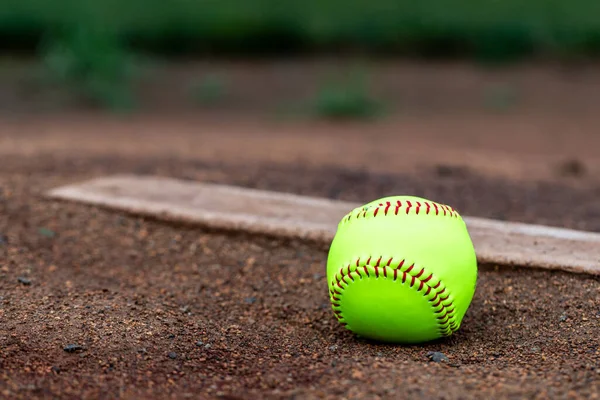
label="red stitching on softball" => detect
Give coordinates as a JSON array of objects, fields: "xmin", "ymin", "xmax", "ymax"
[
  {"xmin": 406, "ymin": 201, "xmax": 412, "ymax": 214},
  {"xmin": 330, "ymin": 257, "xmax": 457, "ymax": 336},
  {"xmin": 416, "ymin": 202, "xmax": 422, "ymax": 214},
  {"xmin": 385, "ymin": 202, "xmax": 391, "ymax": 215},
  {"xmin": 441, "ymin": 307, "xmax": 455, "ymax": 317}
]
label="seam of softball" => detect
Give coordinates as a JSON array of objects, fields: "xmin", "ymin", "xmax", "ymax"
[
  {"xmin": 329, "ymin": 256, "xmax": 458, "ymax": 337},
  {"xmin": 340, "ymin": 199, "xmax": 460, "ymax": 225}
]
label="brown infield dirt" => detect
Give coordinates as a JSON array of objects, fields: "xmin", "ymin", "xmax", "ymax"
[{"xmin": 1, "ymin": 60, "xmax": 600, "ymax": 399}]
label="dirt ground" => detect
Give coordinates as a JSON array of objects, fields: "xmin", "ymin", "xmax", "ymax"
[{"xmin": 1, "ymin": 60, "xmax": 599, "ymax": 399}]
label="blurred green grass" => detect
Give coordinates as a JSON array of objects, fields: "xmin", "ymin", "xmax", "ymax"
[
  {"xmin": 309, "ymin": 69, "xmax": 385, "ymax": 120},
  {"xmin": 5, "ymin": 0, "xmax": 600, "ymax": 112},
  {"xmin": 3, "ymin": 0, "xmax": 600, "ymax": 61},
  {"xmin": 38, "ymin": 24, "xmax": 140, "ymax": 111}
]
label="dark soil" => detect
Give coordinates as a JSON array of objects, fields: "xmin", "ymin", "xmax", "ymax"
[
  {"xmin": 1, "ymin": 59, "xmax": 600, "ymax": 399},
  {"xmin": 1, "ymin": 149, "xmax": 599, "ymax": 400}
]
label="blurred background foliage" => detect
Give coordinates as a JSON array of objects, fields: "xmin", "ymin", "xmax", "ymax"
[
  {"xmin": 3, "ymin": 0, "xmax": 600, "ymax": 111},
  {"xmin": 3, "ymin": 0, "xmax": 600, "ymax": 61}
]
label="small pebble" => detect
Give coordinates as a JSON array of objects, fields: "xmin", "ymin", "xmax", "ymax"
[
  {"xmin": 196, "ymin": 341, "xmax": 204, "ymax": 347},
  {"xmin": 204, "ymin": 344, "xmax": 212, "ymax": 349},
  {"xmin": 168, "ymin": 334, "xmax": 175, "ymax": 339},
  {"xmin": 559, "ymin": 314, "xmax": 568, "ymax": 322},
  {"xmin": 244, "ymin": 297, "xmax": 257, "ymax": 304},
  {"xmin": 17, "ymin": 277, "xmax": 31, "ymax": 286},
  {"xmin": 434, "ymin": 164, "xmax": 469, "ymax": 178},
  {"xmin": 558, "ymin": 159, "xmax": 587, "ymax": 177},
  {"xmin": 168, "ymin": 352, "xmax": 177, "ymax": 359},
  {"xmin": 426, "ymin": 351, "xmax": 449, "ymax": 363},
  {"xmin": 0, "ymin": 234, "xmax": 7, "ymax": 245},
  {"xmin": 329, "ymin": 345, "xmax": 338, "ymax": 352},
  {"xmin": 63, "ymin": 344, "xmax": 83, "ymax": 353}
]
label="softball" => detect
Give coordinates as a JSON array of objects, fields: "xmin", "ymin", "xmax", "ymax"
[{"xmin": 326, "ymin": 195, "xmax": 478, "ymax": 344}]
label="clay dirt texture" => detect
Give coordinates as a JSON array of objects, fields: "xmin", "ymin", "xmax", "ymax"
[{"xmin": 0, "ymin": 60, "xmax": 600, "ymax": 399}]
